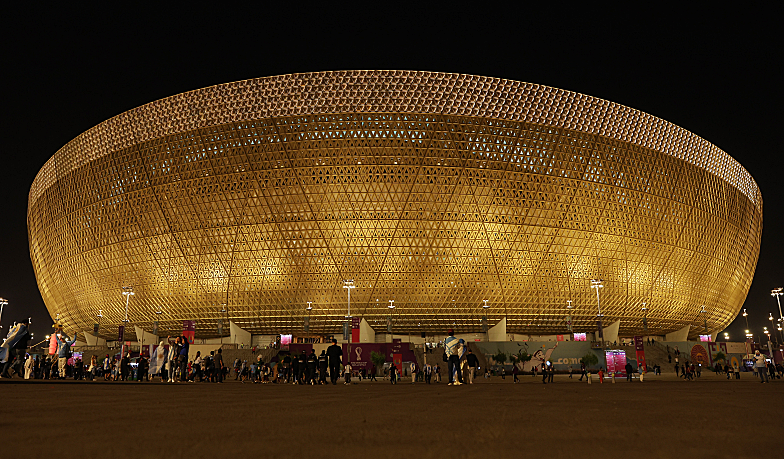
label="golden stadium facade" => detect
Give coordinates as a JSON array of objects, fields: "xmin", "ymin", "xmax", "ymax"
[{"xmin": 27, "ymin": 71, "xmax": 762, "ymax": 339}]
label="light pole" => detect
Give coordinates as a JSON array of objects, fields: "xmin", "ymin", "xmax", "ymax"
[
  {"xmin": 590, "ymin": 279, "xmax": 604, "ymax": 342},
  {"xmin": 700, "ymin": 305, "xmax": 708, "ymax": 336},
  {"xmin": 220, "ymin": 304, "xmax": 227, "ymax": 345},
  {"xmin": 641, "ymin": 303, "xmax": 648, "ymax": 333},
  {"xmin": 0, "ymin": 297, "xmax": 8, "ymax": 330},
  {"xmin": 772, "ymin": 288, "xmax": 784, "ymax": 342},
  {"xmin": 343, "ymin": 280, "xmax": 355, "ymax": 343},
  {"xmin": 306, "ymin": 302, "xmax": 312, "ymax": 334},
  {"xmin": 121, "ymin": 286, "xmax": 135, "ymax": 361}
]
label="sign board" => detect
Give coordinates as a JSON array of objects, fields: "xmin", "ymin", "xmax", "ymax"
[
  {"xmin": 182, "ymin": 320, "xmax": 196, "ymax": 344},
  {"xmin": 118, "ymin": 325, "xmax": 125, "ymax": 341},
  {"xmin": 634, "ymin": 336, "xmax": 646, "ymax": 372}
]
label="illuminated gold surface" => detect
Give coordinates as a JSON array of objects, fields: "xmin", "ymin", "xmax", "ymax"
[{"xmin": 27, "ymin": 71, "xmax": 762, "ymax": 339}]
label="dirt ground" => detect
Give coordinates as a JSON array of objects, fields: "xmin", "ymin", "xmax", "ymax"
[{"xmin": 1, "ymin": 373, "xmax": 780, "ymax": 458}]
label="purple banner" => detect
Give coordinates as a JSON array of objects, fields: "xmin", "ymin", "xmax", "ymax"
[
  {"xmin": 118, "ymin": 325, "xmax": 124, "ymax": 341},
  {"xmin": 183, "ymin": 320, "xmax": 196, "ymax": 344}
]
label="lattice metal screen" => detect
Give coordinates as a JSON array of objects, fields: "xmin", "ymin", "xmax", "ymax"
[{"xmin": 27, "ymin": 71, "xmax": 762, "ymax": 339}]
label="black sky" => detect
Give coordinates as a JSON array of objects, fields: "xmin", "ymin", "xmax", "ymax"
[{"xmin": 1, "ymin": 5, "xmax": 781, "ymax": 343}]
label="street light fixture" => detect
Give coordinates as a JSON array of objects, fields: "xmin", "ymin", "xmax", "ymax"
[
  {"xmin": 388, "ymin": 300, "xmax": 395, "ymax": 309},
  {"xmin": 482, "ymin": 299, "xmax": 489, "ymax": 309},
  {"xmin": 120, "ymin": 286, "xmax": 135, "ymax": 361},
  {"xmin": 771, "ymin": 288, "xmax": 784, "ymax": 342},
  {"xmin": 723, "ymin": 332, "xmax": 729, "ymax": 341}
]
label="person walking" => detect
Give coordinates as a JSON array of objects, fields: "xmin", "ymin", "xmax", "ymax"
[
  {"xmin": 344, "ymin": 362, "xmax": 352, "ymax": 385},
  {"xmin": 625, "ymin": 362, "xmax": 633, "ymax": 382},
  {"xmin": 424, "ymin": 363, "xmax": 432, "ymax": 384},
  {"xmin": 444, "ymin": 329, "xmax": 463, "ymax": 385},
  {"xmin": 410, "ymin": 362, "xmax": 417, "ymax": 384},
  {"xmin": 24, "ymin": 354, "xmax": 34, "ymax": 379},
  {"xmin": 513, "ymin": 364, "xmax": 519, "ymax": 383},
  {"xmin": 326, "ymin": 339, "xmax": 343, "ymax": 385},
  {"xmin": 307, "ymin": 349, "xmax": 318, "ymax": 385},
  {"xmin": 178, "ymin": 336, "xmax": 189, "ymax": 382},
  {"xmin": 568, "ymin": 365, "xmax": 573, "ymax": 379},
  {"xmin": 318, "ymin": 350, "xmax": 328, "ymax": 385},
  {"xmin": 214, "ymin": 349, "xmax": 224, "ymax": 383},
  {"xmin": 466, "ymin": 349, "xmax": 478, "ymax": 384},
  {"xmin": 547, "ymin": 362, "xmax": 554, "ymax": 383},
  {"xmin": 579, "ymin": 362, "xmax": 586, "ymax": 381},
  {"xmin": 55, "ymin": 332, "xmax": 78, "ymax": 379},
  {"xmin": 191, "ymin": 351, "xmax": 203, "ymax": 382},
  {"xmin": 541, "ymin": 363, "xmax": 548, "ymax": 384},
  {"xmin": 754, "ymin": 350, "xmax": 769, "ymax": 383},
  {"xmin": 389, "ymin": 364, "xmax": 397, "ymax": 384}
]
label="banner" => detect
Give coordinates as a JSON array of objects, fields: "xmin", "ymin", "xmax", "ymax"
[
  {"xmin": 152, "ymin": 321, "xmax": 159, "ymax": 336},
  {"xmin": 351, "ymin": 317, "xmax": 360, "ymax": 343},
  {"xmin": 304, "ymin": 316, "xmax": 310, "ymax": 333},
  {"xmin": 565, "ymin": 315, "xmax": 572, "ymax": 332},
  {"xmin": 93, "ymin": 323, "xmax": 99, "ymax": 334},
  {"xmin": 634, "ymin": 335, "xmax": 646, "ymax": 372},
  {"xmin": 596, "ymin": 318, "xmax": 604, "ymax": 340},
  {"xmin": 182, "ymin": 320, "xmax": 195, "ymax": 344},
  {"xmin": 393, "ymin": 353, "xmax": 402, "ymax": 375},
  {"xmin": 342, "ymin": 321, "xmax": 350, "ymax": 341},
  {"xmin": 481, "ymin": 315, "xmax": 488, "ymax": 333},
  {"xmin": 217, "ymin": 319, "xmax": 223, "ymax": 335},
  {"xmin": 118, "ymin": 325, "xmax": 125, "ymax": 341},
  {"xmin": 386, "ymin": 316, "xmax": 392, "ymax": 333}
]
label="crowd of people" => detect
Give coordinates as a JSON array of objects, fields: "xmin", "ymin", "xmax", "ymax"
[{"xmin": 4, "ymin": 320, "xmax": 784, "ymax": 385}]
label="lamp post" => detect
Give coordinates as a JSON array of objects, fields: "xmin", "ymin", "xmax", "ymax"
[
  {"xmin": 305, "ymin": 302, "xmax": 312, "ymax": 334},
  {"xmin": 772, "ymin": 288, "xmax": 784, "ymax": 343},
  {"xmin": 121, "ymin": 286, "xmax": 135, "ymax": 362},
  {"xmin": 220, "ymin": 305, "xmax": 227, "ymax": 345},
  {"xmin": 343, "ymin": 280, "xmax": 355, "ymax": 343},
  {"xmin": 700, "ymin": 305, "xmax": 708, "ymax": 336},
  {"xmin": 641, "ymin": 303, "xmax": 648, "ymax": 333},
  {"xmin": 590, "ymin": 279, "xmax": 604, "ymax": 343}
]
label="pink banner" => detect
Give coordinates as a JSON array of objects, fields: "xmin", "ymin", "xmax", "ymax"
[{"xmin": 634, "ymin": 336, "xmax": 646, "ymax": 372}]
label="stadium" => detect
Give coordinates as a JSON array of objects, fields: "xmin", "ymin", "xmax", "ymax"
[{"xmin": 27, "ymin": 70, "xmax": 762, "ymax": 341}]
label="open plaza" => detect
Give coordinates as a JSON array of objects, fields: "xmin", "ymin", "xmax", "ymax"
[{"xmin": 3, "ymin": 373, "xmax": 781, "ymax": 459}]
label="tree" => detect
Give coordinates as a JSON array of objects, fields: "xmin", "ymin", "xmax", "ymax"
[
  {"xmin": 510, "ymin": 350, "xmax": 532, "ymax": 368},
  {"xmin": 580, "ymin": 352, "xmax": 599, "ymax": 368},
  {"xmin": 492, "ymin": 350, "xmax": 508, "ymax": 368},
  {"xmin": 714, "ymin": 351, "xmax": 726, "ymax": 363},
  {"xmin": 370, "ymin": 351, "xmax": 386, "ymax": 376}
]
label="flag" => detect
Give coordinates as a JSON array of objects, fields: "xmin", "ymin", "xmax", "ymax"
[
  {"xmin": 152, "ymin": 321, "xmax": 159, "ymax": 336},
  {"xmin": 149, "ymin": 342, "xmax": 166, "ymax": 375},
  {"xmin": 183, "ymin": 320, "xmax": 196, "ymax": 344}
]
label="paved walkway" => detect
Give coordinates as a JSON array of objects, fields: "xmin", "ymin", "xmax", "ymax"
[{"xmin": 3, "ymin": 373, "xmax": 781, "ymax": 458}]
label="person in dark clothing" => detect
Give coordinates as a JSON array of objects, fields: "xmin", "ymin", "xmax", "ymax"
[
  {"xmin": 466, "ymin": 349, "xmax": 479, "ymax": 384},
  {"xmin": 282, "ymin": 354, "xmax": 292, "ymax": 383},
  {"xmin": 291, "ymin": 353, "xmax": 300, "ymax": 384},
  {"xmin": 306, "ymin": 350, "xmax": 317, "ymax": 385},
  {"xmin": 513, "ymin": 364, "xmax": 519, "ymax": 383},
  {"xmin": 138, "ymin": 356, "xmax": 148, "ymax": 381},
  {"xmin": 548, "ymin": 363, "xmax": 554, "ymax": 383},
  {"xmin": 318, "ymin": 350, "xmax": 328, "ymax": 384},
  {"xmin": 178, "ymin": 336, "xmax": 189, "ymax": 382},
  {"xmin": 326, "ymin": 339, "xmax": 343, "ymax": 385},
  {"xmin": 578, "ymin": 362, "xmax": 586, "ymax": 381},
  {"xmin": 120, "ymin": 353, "xmax": 131, "ymax": 381},
  {"xmin": 541, "ymin": 363, "xmax": 548, "ymax": 384},
  {"xmin": 297, "ymin": 351, "xmax": 307, "ymax": 384},
  {"xmin": 625, "ymin": 362, "xmax": 634, "ymax": 382},
  {"xmin": 214, "ymin": 349, "xmax": 224, "ymax": 383}
]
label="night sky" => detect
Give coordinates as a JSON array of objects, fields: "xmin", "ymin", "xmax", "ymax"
[{"xmin": 2, "ymin": 6, "xmax": 781, "ymax": 343}]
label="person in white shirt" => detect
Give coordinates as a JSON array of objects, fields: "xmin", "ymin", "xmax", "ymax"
[
  {"xmin": 444, "ymin": 329, "xmax": 464, "ymax": 385},
  {"xmin": 343, "ymin": 363, "xmax": 352, "ymax": 385},
  {"xmin": 754, "ymin": 351, "xmax": 769, "ymax": 383}
]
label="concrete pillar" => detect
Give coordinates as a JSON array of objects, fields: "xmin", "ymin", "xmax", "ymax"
[
  {"xmin": 603, "ymin": 320, "xmax": 620, "ymax": 344},
  {"xmin": 488, "ymin": 317, "xmax": 507, "ymax": 342},
  {"xmin": 359, "ymin": 318, "xmax": 375, "ymax": 343},
  {"xmin": 665, "ymin": 325, "xmax": 690, "ymax": 342},
  {"xmin": 230, "ymin": 321, "xmax": 251, "ymax": 346}
]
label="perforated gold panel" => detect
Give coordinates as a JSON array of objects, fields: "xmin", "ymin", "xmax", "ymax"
[{"xmin": 27, "ymin": 71, "xmax": 762, "ymax": 339}]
